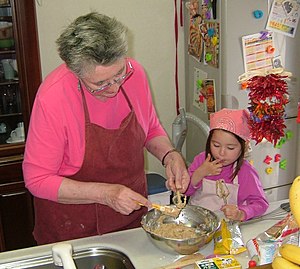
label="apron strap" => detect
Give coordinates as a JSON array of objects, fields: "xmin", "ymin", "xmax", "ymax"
[{"xmin": 78, "ymin": 80, "xmax": 91, "ymax": 124}]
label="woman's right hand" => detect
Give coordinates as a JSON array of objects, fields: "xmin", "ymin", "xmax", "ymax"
[
  {"xmin": 58, "ymin": 178, "xmax": 151, "ymax": 215},
  {"xmin": 101, "ymin": 183, "xmax": 151, "ymax": 215}
]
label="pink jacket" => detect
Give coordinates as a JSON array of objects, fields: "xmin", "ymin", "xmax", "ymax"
[
  {"xmin": 23, "ymin": 58, "xmax": 167, "ymax": 202},
  {"xmin": 186, "ymin": 152, "xmax": 269, "ymax": 220}
]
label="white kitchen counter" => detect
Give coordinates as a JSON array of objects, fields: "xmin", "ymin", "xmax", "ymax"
[{"xmin": 0, "ymin": 200, "xmax": 288, "ymax": 269}]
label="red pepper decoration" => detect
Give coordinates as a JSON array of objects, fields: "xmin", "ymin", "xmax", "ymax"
[{"xmin": 247, "ymin": 74, "xmax": 289, "ymax": 146}]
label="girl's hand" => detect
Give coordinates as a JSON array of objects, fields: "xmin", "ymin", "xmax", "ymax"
[
  {"xmin": 221, "ymin": 204, "xmax": 245, "ymax": 221},
  {"xmin": 201, "ymin": 153, "xmax": 223, "ymax": 176},
  {"xmin": 190, "ymin": 153, "xmax": 223, "ymax": 188}
]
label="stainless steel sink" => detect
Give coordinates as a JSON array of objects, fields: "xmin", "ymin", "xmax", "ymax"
[{"xmin": 0, "ymin": 247, "xmax": 135, "ymax": 269}]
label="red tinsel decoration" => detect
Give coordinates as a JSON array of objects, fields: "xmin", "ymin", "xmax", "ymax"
[{"xmin": 247, "ymin": 74, "xmax": 289, "ymax": 146}]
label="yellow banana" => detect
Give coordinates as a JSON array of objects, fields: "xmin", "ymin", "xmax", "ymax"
[
  {"xmin": 289, "ymin": 176, "xmax": 300, "ymax": 227},
  {"xmin": 279, "ymin": 244, "xmax": 300, "ymax": 265},
  {"xmin": 272, "ymin": 256, "xmax": 300, "ymax": 269}
]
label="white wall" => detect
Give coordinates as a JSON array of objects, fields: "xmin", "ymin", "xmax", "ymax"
[{"xmin": 35, "ymin": 0, "xmax": 185, "ymax": 176}]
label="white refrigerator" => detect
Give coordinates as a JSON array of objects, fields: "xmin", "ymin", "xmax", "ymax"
[{"xmin": 181, "ymin": 0, "xmax": 300, "ymax": 202}]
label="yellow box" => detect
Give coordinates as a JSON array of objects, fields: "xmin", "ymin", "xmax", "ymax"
[{"xmin": 194, "ymin": 255, "xmax": 241, "ymax": 269}]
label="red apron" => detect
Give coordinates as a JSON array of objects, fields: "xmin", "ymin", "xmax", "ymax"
[{"xmin": 33, "ymin": 85, "xmax": 147, "ymax": 245}]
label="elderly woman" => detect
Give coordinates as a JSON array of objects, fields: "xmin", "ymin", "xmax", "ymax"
[{"xmin": 23, "ymin": 12, "xmax": 189, "ymax": 245}]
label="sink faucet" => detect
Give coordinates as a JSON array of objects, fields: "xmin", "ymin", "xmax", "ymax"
[{"xmin": 52, "ymin": 243, "xmax": 77, "ymax": 269}]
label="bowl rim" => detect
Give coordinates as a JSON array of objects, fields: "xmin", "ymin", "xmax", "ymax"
[{"xmin": 141, "ymin": 204, "xmax": 221, "ymax": 242}]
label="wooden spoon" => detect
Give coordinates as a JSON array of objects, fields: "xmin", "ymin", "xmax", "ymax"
[
  {"xmin": 138, "ymin": 202, "xmax": 181, "ymax": 218},
  {"xmin": 151, "ymin": 203, "xmax": 182, "ymax": 218}
]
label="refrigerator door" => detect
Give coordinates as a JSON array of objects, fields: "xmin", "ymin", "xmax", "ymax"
[
  {"xmin": 249, "ymin": 117, "xmax": 298, "ymax": 191},
  {"xmin": 184, "ymin": 0, "xmax": 270, "ymax": 163},
  {"xmin": 220, "ymin": 0, "xmax": 270, "ymax": 110},
  {"xmin": 264, "ymin": 184, "xmax": 291, "ymax": 203},
  {"xmin": 183, "ymin": 0, "xmax": 299, "ymax": 200}
]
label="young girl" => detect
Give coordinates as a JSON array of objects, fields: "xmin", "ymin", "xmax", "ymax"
[{"xmin": 185, "ymin": 108, "xmax": 269, "ymax": 221}]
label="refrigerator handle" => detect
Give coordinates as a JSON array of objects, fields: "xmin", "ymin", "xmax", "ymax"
[
  {"xmin": 172, "ymin": 108, "xmax": 210, "ymax": 152},
  {"xmin": 221, "ymin": 94, "xmax": 239, "ymax": 109},
  {"xmin": 212, "ymin": 0, "xmax": 217, "ymax": 19},
  {"xmin": 172, "ymin": 108, "xmax": 187, "ymax": 152}
]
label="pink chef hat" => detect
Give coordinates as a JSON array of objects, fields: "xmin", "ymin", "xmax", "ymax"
[{"xmin": 209, "ymin": 108, "xmax": 251, "ymax": 141}]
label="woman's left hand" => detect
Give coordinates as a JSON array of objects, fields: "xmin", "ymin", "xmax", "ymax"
[
  {"xmin": 221, "ymin": 204, "xmax": 245, "ymax": 221},
  {"xmin": 145, "ymin": 137, "xmax": 191, "ymax": 194},
  {"xmin": 164, "ymin": 150, "xmax": 190, "ymax": 193}
]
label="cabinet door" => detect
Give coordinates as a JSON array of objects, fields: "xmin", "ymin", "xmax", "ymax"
[
  {"xmin": 0, "ymin": 1, "xmax": 23, "ymax": 147},
  {"xmin": 0, "ymin": 158, "xmax": 36, "ymax": 251},
  {"xmin": 0, "ymin": 0, "xmax": 41, "ymax": 157},
  {"xmin": 0, "ymin": 182, "xmax": 36, "ymax": 251}
]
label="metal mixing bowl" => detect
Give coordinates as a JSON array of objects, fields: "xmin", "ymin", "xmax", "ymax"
[{"xmin": 141, "ymin": 205, "xmax": 220, "ymax": 255}]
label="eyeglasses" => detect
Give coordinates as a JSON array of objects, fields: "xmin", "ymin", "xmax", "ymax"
[{"xmin": 85, "ymin": 61, "xmax": 134, "ymax": 94}]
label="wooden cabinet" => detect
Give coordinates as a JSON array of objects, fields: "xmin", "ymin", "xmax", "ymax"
[
  {"xmin": 0, "ymin": 158, "xmax": 36, "ymax": 251},
  {"xmin": 0, "ymin": 0, "xmax": 41, "ymax": 251}
]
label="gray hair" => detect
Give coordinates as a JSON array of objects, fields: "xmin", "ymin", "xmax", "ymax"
[{"xmin": 56, "ymin": 12, "xmax": 128, "ymax": 77}]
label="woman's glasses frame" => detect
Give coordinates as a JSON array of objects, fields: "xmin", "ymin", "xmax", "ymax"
[{"xmin": 83, "ymin": 61, "xmax": 134, "ymax": 94}]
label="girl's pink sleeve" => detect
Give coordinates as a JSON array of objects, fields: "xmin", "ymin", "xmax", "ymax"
[
  {"xmin": 185, "ymin": 152, "xmax": 205, "ymax": 196},
  {"xmin": 237, "ymin": 162, "xmax": 269, "ymax": 220}
]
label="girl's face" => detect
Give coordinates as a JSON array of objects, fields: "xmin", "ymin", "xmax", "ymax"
[{"xmin": 210, "ymin": 129, "xmax": 242, "ymax": 166}]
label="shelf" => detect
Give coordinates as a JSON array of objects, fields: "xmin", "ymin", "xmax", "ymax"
[
  {"xmin": 0, "ymin": 138, "xmax": 25, "ymax": 146},
  {"xmin": 0, "ymin": 47, "xmax": 15, "ymax": 53},
  {"xmin": 0, "ymin": 112, "xmax": 22, "ymax": 117},
  {"xmin": 0, "ymin": 79, "xmax": 18, "ymax": 85},
  {"xmin": 0, "ymin": 2, "xmax": 12, "ymax": 22},
  {"xmin": 0, "ymin": 4, "xmax": 11, "ymax": 8},
  {"xmin": 0, "ymin": 15, "xmax": 11, "ymax": 21}
]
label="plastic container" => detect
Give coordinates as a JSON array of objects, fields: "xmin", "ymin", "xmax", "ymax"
[
  {"xmin": 0, "ymin": 38, "xmax": 14, "ymax": 48},
  {"xmin": 146, "ymin": 173, "xmax": 171, "ymax": 205},
  {"xmin": 0, "ymin": 21, "xmax": 12, "ymax": 39}
]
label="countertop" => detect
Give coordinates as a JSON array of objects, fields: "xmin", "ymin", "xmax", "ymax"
[{"xmin": 0, "ymin": 200, "xmax": 288, "ymax": 269}]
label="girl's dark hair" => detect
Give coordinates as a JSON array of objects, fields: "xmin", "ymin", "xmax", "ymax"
[{"xmin": 205, "ymin": 129, "xmax": 246, "ymax": 181}]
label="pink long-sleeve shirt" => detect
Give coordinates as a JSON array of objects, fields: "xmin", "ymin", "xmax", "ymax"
[
  {"xmin": 23, "ymin": 58, "xmax": 167, "ymax": 202},
  {"xmin": 186, "ymin": 152, "xmax": 269, "ymax": 220}
]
